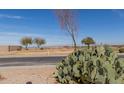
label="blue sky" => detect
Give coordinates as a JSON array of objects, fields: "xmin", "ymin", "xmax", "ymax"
[{"xmin": 0, "ymin": 9, "xmax": 124, "ymax": 46}]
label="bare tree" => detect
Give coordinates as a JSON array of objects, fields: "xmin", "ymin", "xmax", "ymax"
[{"xmin": 55, "ymin": 10, "xmax": 77, "ymax": 51}]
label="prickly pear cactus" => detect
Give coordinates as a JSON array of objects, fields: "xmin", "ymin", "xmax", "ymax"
[{"xmin": 54, "ymin": 46, "xmax": 124, "ymax": 84}]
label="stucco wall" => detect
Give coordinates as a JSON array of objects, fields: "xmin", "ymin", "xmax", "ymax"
[
  {"xmin": 8, "ymin": 46, "xmax": 22, "ymax": 51},
  {"xmin": 0, "ymin": 46, "xmax": 22, "ymax": 51}
]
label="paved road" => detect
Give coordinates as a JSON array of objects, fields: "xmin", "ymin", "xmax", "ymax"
[
  {"xmin": 0, "ymin": 56, "xmax": 66, "ymax": 67},
  {"xmin": 0, "ymin": 55, "xmax": 123, "ymax": 67},
  {"xmin": 118, "ymin": 55, "xmax": 124, "ymax": 58}
]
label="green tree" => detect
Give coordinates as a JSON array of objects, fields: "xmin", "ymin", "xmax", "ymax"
[
  {"xmin": 34, "ymin": 38, "xmax": 46, "ymax": 49},
  {"xmin": 20, "ymin": 37, "xmax": 32, "ymax": 49},
  {"xmin": 81, "ymin": 37, "xmax": 95, "ymax": 49}
]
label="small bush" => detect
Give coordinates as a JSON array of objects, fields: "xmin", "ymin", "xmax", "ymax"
[
  {"xmin": 119, "ymin": 48, "xmax": 124, "ymax": 53},
  {"xmin": 54, "ymin": 46, "xmax": 124, "ymax": 84}
]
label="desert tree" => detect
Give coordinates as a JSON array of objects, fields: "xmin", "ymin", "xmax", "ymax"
[
  {"xmin": 20, "ymin": 37, "xmax": 32, "ymax": 49},
  {"xmin": 81, "ymin": 37, "xmax": 95, "ymax": 49},
  {"xmin": 34, "ymin": 38, "xmax": 46, "ymax": 49},
  {"xmin": 55, "ymin": 10, "xmax": 78, "ymax": 51}
]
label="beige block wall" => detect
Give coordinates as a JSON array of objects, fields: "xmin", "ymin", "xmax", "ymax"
[
  {"xmin": 9, "ymin": 46, "xmax": 22, "ymax": 51},
  {"xmin": 0, "ymin": 46, "xmax": 22, "ymax": 52}
]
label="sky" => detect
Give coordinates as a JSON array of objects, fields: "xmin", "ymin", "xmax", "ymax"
[{"xmin": 0, "ymin": 9, "xmax": 124, "ymax": 46}]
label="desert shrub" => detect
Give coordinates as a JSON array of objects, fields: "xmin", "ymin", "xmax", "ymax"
[
  {"xmin": 54, "ymin": 46, "xmax": 124, "ymax": 84},
  {"xmin": 119, "ymin": 48, "xmax": 124, "ymax": 53}
]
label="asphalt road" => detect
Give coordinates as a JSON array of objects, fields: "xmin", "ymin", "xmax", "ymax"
[
  {"xmin": 0, "ymin": 55, "xmax": 123, "ymax": 67},
  {"xmin": 0, "ymin": 56, "xmax": 66, "ymax": 67},
  {"xmin": 118, "ymin": 55, "xmax": 124, "ymax": 58}
]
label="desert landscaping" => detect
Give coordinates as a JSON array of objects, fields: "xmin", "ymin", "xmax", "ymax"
[
  {"xmin": 0, "ymin": 47, "xmax": 74, "ymax": 57},
  {"xmin": 0, "ymin": 47, "xmax": 73, "ymax": 84},
  {"xmin": 0, "ymin": 46, "xmax": 123, "ymax": 84},
  {"xmin": 0, "ymin": 9, "xmax": 123, "ymax": 84},
  {"xmin": 0, "ymin": 65, "xmax": 56, "ymax": 84}
]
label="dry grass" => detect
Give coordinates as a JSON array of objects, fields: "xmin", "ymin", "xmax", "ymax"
[{"xmin": 0, "ymin": 48, "xmax": 74, "ymax": 57}]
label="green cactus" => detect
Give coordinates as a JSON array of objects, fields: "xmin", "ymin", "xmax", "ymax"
[{"xmin": 54, "ymin": 46, "xmax": 124, "ymax": 84}]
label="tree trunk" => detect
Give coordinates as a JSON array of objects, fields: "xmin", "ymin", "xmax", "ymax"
[
  {"xmin": 72, "ymin": 34, "xmax": 77, "ymax": 51},
  {"xmin": 88, "ymin": 44, "xmax": 90, "ymax": 49},
  {"xmin": 25, "ymin": 45, "xmax": 28, "ymax": 50},
  {"xmin": 66, "ymin": 24, "xmax": 77, "ymax": 51},
  {"xmin": 37, "ymin": 45, "xmax": 40, "ymax": 49}
]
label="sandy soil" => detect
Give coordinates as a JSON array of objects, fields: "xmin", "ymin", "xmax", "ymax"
[
  {"xmin": 0, "ymin": 48, "xmax": 72, "ymax": 84},
  {"xmin": 0, "ymin": 65, "xmax": 57, "ymax": 84},
  {"xmin": 0, "ymin": 48, "xmax": 73, "ymax": 57}
]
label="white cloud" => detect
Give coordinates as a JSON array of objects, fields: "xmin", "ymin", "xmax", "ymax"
[{"xmin": 0, "ymin": 14, "xmax": 23, "ymax": 19}]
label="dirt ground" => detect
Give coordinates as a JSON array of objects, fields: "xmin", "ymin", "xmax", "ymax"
[
  {"xmin": 0, "ymin": 48, "xmax": 74, "ymax": 57},
  {"xmin": 0, "ymin": 48, "xmax": 73, "ymax": 84},
  {"xmin": 0, "ymin": 65, "xmax": 57, "ymax": 84}
]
